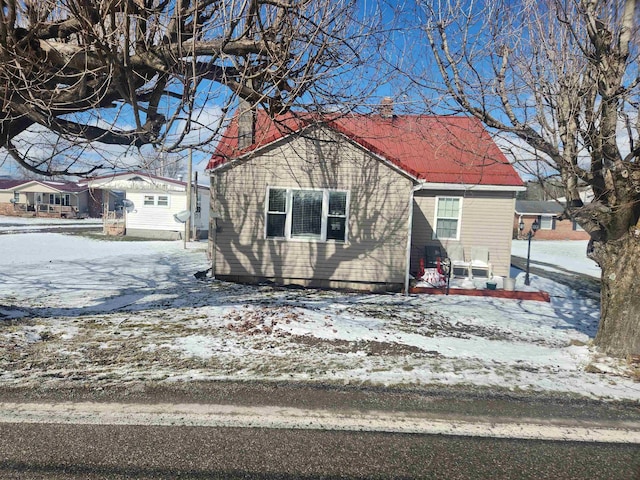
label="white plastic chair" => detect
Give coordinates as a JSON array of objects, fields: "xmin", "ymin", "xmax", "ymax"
[
  {"xmin": 470, "ymin": 246, "xmax": 493, "ymax": 278},
  {"xmin": 446, "ymin": 244, "xmax": 471, "ymax": 278}
]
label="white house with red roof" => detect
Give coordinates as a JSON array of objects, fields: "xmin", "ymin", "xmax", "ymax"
[{"xmin": 206, "ymin": 108, "xmax": 525, "ymax": 292}]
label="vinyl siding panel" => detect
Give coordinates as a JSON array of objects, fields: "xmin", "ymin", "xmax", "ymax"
[
  {"xmin": 15, "ymin": 185, "xmax": 61, "ymax": 194},
  {"xmin": 126, "ymin": 191, "xmax": 187, "ymax": 232},
  {"xmin": 76, "ymin": 192, "xmax": 89, "ymax": 213},
  {"xmin": 210, "ymin": 127, "xmax": 413, "ymax": 287},
  {"xmin": 412, "ymin": 191, "xmax": 515, "ymax": 277}
]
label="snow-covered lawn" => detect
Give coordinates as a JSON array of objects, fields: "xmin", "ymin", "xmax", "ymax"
[
  {"xmin": 0, "ymin": 215, "xmax": 101, "ymax": 234},
  {"xmin": 511, "ymin": 239, "xmax": 601, "ymax": 278},
  {"xmin": 0, "ymin": 221, "xmax": 637, "ymax": 402}
]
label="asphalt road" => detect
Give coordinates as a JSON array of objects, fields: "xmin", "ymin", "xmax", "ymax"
[
  {"xmin": 0, "ymin": 382, "xmax": 638, "ymax": 479},
  {"xmin": 0, "ymin": 422, "xmax": 638, "ymax": 479}
]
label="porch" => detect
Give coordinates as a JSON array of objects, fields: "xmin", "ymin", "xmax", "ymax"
[
  {"xmin": 410, "ymin": 274, "xmax": 551, "ymax": 302},
  {"xmin": 9, "ymin": 191, "xmax": 86, "ymax": 218},
  {"xmin": 9, "ymin": 202, "xmax": 85, "ymax": 218}
]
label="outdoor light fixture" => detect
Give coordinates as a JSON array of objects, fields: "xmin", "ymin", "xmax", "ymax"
[{"xmin": 519, "ymin": 219, "xmax": 540, "ymax": 286}]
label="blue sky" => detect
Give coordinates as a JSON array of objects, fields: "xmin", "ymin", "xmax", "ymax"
[{"xmin": 0, "ymin": 1, "xmax": 401, "ymax": 179}]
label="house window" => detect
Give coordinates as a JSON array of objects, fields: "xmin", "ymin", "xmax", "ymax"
[
  {"xmin": 291, "ymin": 190, "xmax": 323, "ymax": 238},
  {"xmin": 265, "ymin": 188, "xmax": 348, "ymax": 242},
  {"xmin": 434, "ymin": 197, "xmax": 462, "ymax": 240},
  {"xmin": 143, "ymin": 194, "xmax": 170, "ymax": 207},
  {"xmin": 48, "ymin": 194, "xmax": 70, "ymax": 206},
  {"xmin": 327, "ymin": 191, "xmax": 347, "ymax": 240},
  {"xmin": 539, "ymin": 215, "xmax": 555, "ymax": 230},
  {"xmin": 266, "ymin": 189, "xmax": 287, "ymax": 237}
]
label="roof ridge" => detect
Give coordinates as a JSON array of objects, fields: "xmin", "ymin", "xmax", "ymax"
[{"xmin": 207, "ymin": 111, "xmax": 524, "ymax": 188}]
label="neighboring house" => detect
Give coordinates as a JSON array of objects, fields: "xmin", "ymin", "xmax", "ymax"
[
  {"xmin": 514, "ymin": 200, "xmax": 590, "ymax": 241},
  {"xmin": 87, "ymin": 172, "xmax": 209, "ymax": 240},
  {"xmin": 0, "ymin": 179, "xmax": 102, "ymax": 218},
  {"xmin": 207, "ymin": 109, "xmax": 525, "ymax": 292}
]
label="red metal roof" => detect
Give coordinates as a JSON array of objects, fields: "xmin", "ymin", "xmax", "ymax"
[{"xmin": 208, "ymin": 111, "xmax": 524, "ymax": 187}]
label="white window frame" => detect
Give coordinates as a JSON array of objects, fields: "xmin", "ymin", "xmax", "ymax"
[
  {"xmin": 539, "ymin": 215, "xmax": 555, "ymax": 230},
  {"xmin": 143, "ymin": 194, "xmax": 170, "ymax": 207},
  {"xmin": 48, "ymin": 193, "xmax": 70, "ymax": 206},
  {"xmin": 433, "ymin": 196, "xmax": 463, "ymax": 241},
  {"xmin": 265, "ymin": 187, "xmax": 349, "ymax": 242}
]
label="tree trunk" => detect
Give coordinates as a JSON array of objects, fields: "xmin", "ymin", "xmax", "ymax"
[{"xmin": 593, "ymin": 231, "xmax": 640, "ymax": 356}]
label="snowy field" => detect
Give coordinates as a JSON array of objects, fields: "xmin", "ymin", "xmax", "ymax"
[{"xmin": 0, "ymin": 218, "xmax": 637, "ymax": 402}]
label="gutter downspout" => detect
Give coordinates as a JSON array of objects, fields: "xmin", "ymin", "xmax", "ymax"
[
  {"xmin": 404, "ymin": 185, "xmax": 421, "ymax": 295},
  {"xmin": 209, "ymin": 174, "xmax": 217, "ymax": 280}
]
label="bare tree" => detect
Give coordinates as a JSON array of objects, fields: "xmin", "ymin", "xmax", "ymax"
[
  {"xmin": 392, "ymin": 0, "xmax": 640, "ymax": 356},
  {"xmin": 139, "ymin": 149, "xmax": 185, "ymax": 178},
  {"xmin": 0, "ymin": 0, "xmax": 373, "ymax": 177}
]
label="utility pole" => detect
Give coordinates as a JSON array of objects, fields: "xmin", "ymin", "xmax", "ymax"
[
  {"xmin": 185, "ymin": 149, "xmax": 193, "ymax": 247},
  {"xmin": 192, "ymin": 171, "xmax": 198, "ymax": 241}
]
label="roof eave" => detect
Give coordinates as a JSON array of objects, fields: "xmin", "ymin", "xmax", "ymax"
[
  {"xmin": 514, "ymin": 209, "xmax": 563, "ymax": 216},
  {"xmin": 416, "ymin": 182, "xmax": 526, "ymax": 192}
]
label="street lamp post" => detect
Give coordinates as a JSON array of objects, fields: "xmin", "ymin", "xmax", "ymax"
[{"xmin": 519, "ymin": 218, "xmax": 540, "ymax": 286}]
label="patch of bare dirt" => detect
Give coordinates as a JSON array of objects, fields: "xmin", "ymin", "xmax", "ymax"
[
  {"xmin": 292, "ymin": 335, "xmax": 442, "ymax": 358},
  {"xmin": 224, "ymin": 305, "xmax": 298, "ymax": 336}
]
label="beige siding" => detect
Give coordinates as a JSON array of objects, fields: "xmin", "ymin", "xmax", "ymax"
[
  {"xmin": 412, "ymin": 190, "xmax": 516, "ymax": 277},
  {"xmin": 16, "ymin": 184, "xmax": 61, "ymax": 194},
  {"xmin": 210, "ymin": 127, "xmax": 413, "ymax": 287}
]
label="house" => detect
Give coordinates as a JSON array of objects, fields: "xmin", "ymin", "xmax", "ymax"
[
  {"xmin": 207, "ymin": 108, "xmax": 525, "ymax": 292},
  {"xmin": 87, "ymin": 172, "xmax": 209, "ymax": 240},
  {"xmin": 514, "ymin": 200, "xmax": 590, "ymax": 240},
  {"xmin": 0, "ymin": 179, "xmax": 104, "ymax": 218}
]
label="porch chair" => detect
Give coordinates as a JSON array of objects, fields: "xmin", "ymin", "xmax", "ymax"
[
  {"xmin": 446, "ymin": 244, "xmax": 471, "ymax": 278},
  {"xmin": 424, "ymin": 245, "xmax": 445, "ymax": 270},
  {"xmin": 469, "ymin": 246, "xmax": 493, "ymax": 278}
]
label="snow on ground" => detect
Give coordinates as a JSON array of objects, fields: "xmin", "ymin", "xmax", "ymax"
[
  {"xmin": 0, "ymin": 218, "xmax": 637, "ymax": 401},
  {"xmin": 0, "ymin": 216, "xmax": 101, "ymax": 225},
  {"xmin": 0, "ymin": 216, "xmax": 102, "ymax": 233},
  {"xmin": 512, "ymin": 239, "xmax": 601, "ymax": 278}
]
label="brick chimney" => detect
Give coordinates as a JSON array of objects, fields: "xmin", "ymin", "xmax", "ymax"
[
  {"xmin": 237, "ymin": 98, "xmax": 255, "ymax": 150},
  {"xmin": 380, "ymin": 96, "xmax": 394, "ymax": 118}
]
